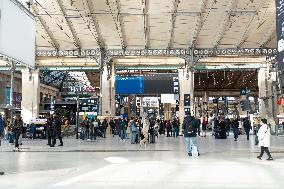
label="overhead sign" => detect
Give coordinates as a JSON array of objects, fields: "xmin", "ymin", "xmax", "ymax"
[
  {"xmin": 240, "ymin": 88, "xmax": 250, "ymax": 96},
  {"xmin": 68, "ymin": 86, "xmax": 97, "ymax": 93},
  {"xmin": 276, "ymin": 0, "xmax": 284, "ymax": 70},
  {"xmin": 184, "ymin": 94, "xmax": 190, "ymax": 106},
  {"xmin": 0, "ymin": 0, "xmax": 36, "ymax": 66}
]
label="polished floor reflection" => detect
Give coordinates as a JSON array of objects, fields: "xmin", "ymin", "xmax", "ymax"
[{"xmin": 0, "ymin": 134, "xmax": 284, "ymax": 189}]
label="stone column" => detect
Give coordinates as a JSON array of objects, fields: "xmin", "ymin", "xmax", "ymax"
[
  {"xmin": 164, "ymin": 103, "xmax": 172, "ymax": 120},
  {"xmin": 258, "ymin": 67, "xmax": 277, "ymax": 132},
  {"xmin": 21, "ymin": 69, "xmax": 40, "ymax": 124},
  {"xmin": 110, "ymin": 63, "xmax": 116, "ymax": 117},
  {"xmin": 258, "ymin": 68, "xmax": 267, "ymax": 117},
  {"xmin": 178, "ymin": 68, "xmax": 194, "ymax": 132},
  {"xmin": 202, "ymin": 91, "xmax": 208, "ymax": 119},
  {"xmin": 101, "ymin": 65, "xmax": 111, "ymax": 116}
]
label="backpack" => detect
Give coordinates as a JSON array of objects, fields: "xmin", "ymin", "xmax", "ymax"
[{"xmin": 185, "ymin": 121, "xmax": 194, "ymax": 134}]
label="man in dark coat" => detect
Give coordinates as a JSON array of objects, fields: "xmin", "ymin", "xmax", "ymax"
[
  {"xmin": 46, "ymin": 116, "xmax": 53, "ymax": 146},
  {"xmin": 182, "ymin": 113, "xmax": 199, "ymax": 157},
  {"xmin": 243, "ymin": 117, "xmax": 251, "ymax": 140},
  {"xmin": 51, "ymin": 115, "xmax": 63, "ymax": 147},
  {"xmin": 231, "ymin": 118, "xmax": 239, "ymax": 141},
  {"xmin": 12, "ymin": 115, "xmax": 23, "ymax": 151}
]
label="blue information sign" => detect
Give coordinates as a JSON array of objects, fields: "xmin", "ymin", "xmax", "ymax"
[{"xmin": 115, "ymin": 76, "xmax": 144, "ymax": 94}]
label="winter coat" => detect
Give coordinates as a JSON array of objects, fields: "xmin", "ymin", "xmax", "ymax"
[
  {"xmin": 142, "ymin": 118, "xmax": 150, "ymax": 134},
  {"xmin": 0, "ymin": 117, "xmax": 4, "ymax": 136},
  {"xmin": 119, "ymin": 120, "xmax": 127, "ymax": 131},
  {"xmin": 102, "ymin": 121, "xmax": 108, "ymax": 129},
  {"xmin": 257, "ymin": 124, "xmax": 270, "ymax": 147},
  {"xmin": 182, "ymin": 116, "xmax": 197, "ymax": 138}
]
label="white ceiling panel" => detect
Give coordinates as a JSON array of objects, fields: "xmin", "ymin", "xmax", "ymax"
[{"xmin": 19, "ymin": 0, "xmax": 276, "ymax": 51}]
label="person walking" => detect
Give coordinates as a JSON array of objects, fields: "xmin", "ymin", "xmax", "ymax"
[
  {"xmin": 92, "ymin": 118, "xmax": 99, "ymax": 140},
  {"xmin": 243, "ymin": 117, "xmax": 251, "ymax": 141},
  {"xmin": 46, "ymin": 116, "xmax": 53, "ymax": 146},
  {"xmin": 182, "ymin": 113, "xmax": 199, "ymax": 157},
  {"xmin": 51, "ymin": 115, "xmax": 63, "ymax": 147},
  {"xmin": 166, "ymin": 120, "xmax": 172, "ymax": 137},
  {"xmin": 172, "ymin": 118, "xmax": 179, "ymax": 138},
  {"xmin": 12, "ymin": 115, "xmax": 23, "ymax": 152},
  {"xmin": 130, "ymin": 118, "xmax": 138, "ymax": 144},
  {"xmin": 201, "ymin": 116, "xmax": 207, "ymax": 137},
  {"xmin": 231, "ymin": 118, "xmax": 239, "ymax": 141},
  {"xmin": 109, "ymin": 118, "xmax": 116, "ymax": 137},
  {"xmin": 0, "ymin": 114, "xmax": 4, "ymax": 175},
  {"xmin": 257, "ymin": 119, "xmax": 273, "ymax": 160},
  {"xmin": 0, "ymin": 114, "xmax": 4, "ymax": 146},
  {"xmin": 80, "ymin": 117, "xmax": 89, "ymax": 140},
  {"xmin": 102, "ymin": 119, "xmax": 108, "ymax": 138},
  {"xmin": 196, "ymin": 117, "xmax": 201, "ymax": 137},
  {"xmin": 225, "ymin": 118, "xmax": 231, "ymax": 137},
  {"xmin": 149, "ymin": 119, "xmax": 155, "ymax": 143},
  {"xmin": 119, "ymin": 118, "xmax": 127, "ymax": 142}
]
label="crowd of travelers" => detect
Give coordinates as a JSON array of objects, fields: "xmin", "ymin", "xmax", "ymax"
[
  {"xmin": 0, "ymin": 113, "xmax": 67, "ymax": 151},
  {"xmin": 0, "ymin": 111, "xmax": 274, "ymax": 161},
  {"xmin": 79, "ymin": 116, "xmax": 180, "ymax": 147},
  {"xmin": 181, "ymin": 113, "xmax": 273, "ymax": 160}
]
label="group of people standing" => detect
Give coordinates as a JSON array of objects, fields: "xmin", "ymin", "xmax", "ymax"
[
  {"xmin": 182, "ymin": 113, "xmax": 273, "ymax": 160},
  {"xmin": 46, "ymin": 114, "xmax": 64, "ymax": 147},
  {"xmin": 110, "ymin": 117, "xmax": 157, "ymax": 146},
  {"xmin": 0, "ymin": 114, "xmax": 24, "ymax": 152},
  {"xmin": 80, "ymin": 117, "xmax": 108, "ymax": 140},
  {"xmin": 209, "ymin": 116, "xmax": 253, "ymax": 141}
]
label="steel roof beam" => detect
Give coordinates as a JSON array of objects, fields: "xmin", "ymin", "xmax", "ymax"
[
  {"xmin": 168, "ymin": 0, "xmax": 180, "ymax": 49},
  {"xmin": 107, "ymin": 0, "xmax": 126, "ymax": 49},
  {"xmin": 35, "ymin": 10, "xmax": 258, "ymax": 17},
  {"xmin": 85, "ymin": 0, "xmax": 106, "ymax": 49},
  {"xmin": 236, "ymin": 0, "xmax": 266, "ymax": 48},
  {"xmin": 56, "ymin": 0, "xmax": 81, "ymax": 49},
  {"xmin": 192, "ymin": 0, "xmax": 210, "ymax": 44},
  {"xmin": 212, "ymin": 0, "xmax": 237, "ymax": 48},
  {"xmin": 31, "ymin": 5, "xmax": 60, "ymax": 49},
  {"xmin": 260, "ymin": 25, "xmax": 276, "ymax": 47}
]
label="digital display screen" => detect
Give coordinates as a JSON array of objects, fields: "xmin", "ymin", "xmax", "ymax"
[{"xmin": 115, "ymin": 76, "xmax": 144, "ymax": 94}]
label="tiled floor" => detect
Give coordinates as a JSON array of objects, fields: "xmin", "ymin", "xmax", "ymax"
[{"xmin": 0, "ymin": 133, "xmax": 284, "ymax": 189}]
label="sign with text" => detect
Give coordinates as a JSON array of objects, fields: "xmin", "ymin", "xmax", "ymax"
[
  {"xmin": 240, "ymin": 88, "xmax": 251, "ymax": 96},
  {"xmin": 29, "ymin": 119, "xmax": 47, "ymax": 124},
  {"xmin": 68, "ymin": 85, "xmax": 97, "ymax": 93},
  {"xmin": 184, "ymin": 94, "xmax": 190, "ymax": 106}
]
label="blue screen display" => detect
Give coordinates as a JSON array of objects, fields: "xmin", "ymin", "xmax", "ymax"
[{"xmin": 115, "ymin": 76, "xmax": 144, "ymax": 94}]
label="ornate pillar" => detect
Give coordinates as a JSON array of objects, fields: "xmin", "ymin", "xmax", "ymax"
[
  {"xmin": 178, "ymin": 68, "xmax": 194, "ymax": 132},
  {"xmin": 21, "ymin": 69, "xmax": 40, "ymax": 124}
]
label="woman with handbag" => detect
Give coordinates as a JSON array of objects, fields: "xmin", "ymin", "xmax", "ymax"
[{"xmin": 257, "ymin": 119, "xmax": 273, "ymax": 161}]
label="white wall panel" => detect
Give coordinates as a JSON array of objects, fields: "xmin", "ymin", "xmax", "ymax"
[{"xmin": 0, "ymin": 0, "xmax": 36, "ymax": 66}]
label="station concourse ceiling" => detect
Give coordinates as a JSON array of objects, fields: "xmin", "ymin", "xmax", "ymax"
[
  {"xmin": 17, "ymin": 0, "xmax": 276, "ymax": 92},
  {"xmin": 18, "ymin": 0, "xmax": 276, "ymax": 51}
]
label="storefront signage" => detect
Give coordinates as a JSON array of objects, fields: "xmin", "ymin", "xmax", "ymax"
[
  {"xmin": 68, "ymin": 85, "xmax": 97, "ymax": 93},
  {"xmin": 29, "ymin": 119, "xmax": 47, "ymax": 124}
]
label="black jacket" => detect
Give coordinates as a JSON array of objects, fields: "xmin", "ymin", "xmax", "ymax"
[
  {"xmin": 243, "ymin": 119, "xmax": 251, "ymax": 130},
  {"xmin": 182, "ymin": 116, "xmax": 197, "ymax": 138},
  {"xmin": 52, "ymin": 118, "xmax": 62, "ymax": 131}
]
